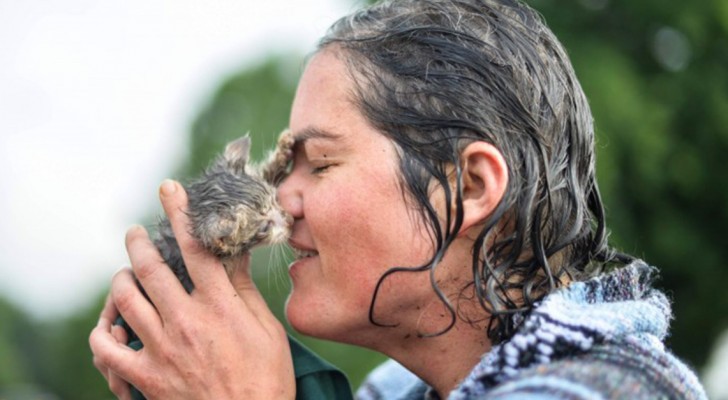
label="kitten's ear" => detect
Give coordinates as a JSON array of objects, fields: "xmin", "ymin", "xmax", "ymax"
[{"xmin": 224, "ymin": 135, "xmax": 251, "ymax": 172}]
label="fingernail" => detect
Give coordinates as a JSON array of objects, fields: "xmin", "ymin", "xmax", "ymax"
[
  {"xmin": 160, "ymin": 179, "xmax": 177, "ymax": 196},
  {"xmin": 127, "ymin": 224, "xmax": 144, "ymax": 233}
]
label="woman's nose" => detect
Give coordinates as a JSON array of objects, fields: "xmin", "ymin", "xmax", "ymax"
[{"xmin": 277, "ymin": 174, "xmax": 303, "ymax": 219}]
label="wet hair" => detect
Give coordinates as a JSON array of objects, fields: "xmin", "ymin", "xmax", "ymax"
[{"xmin": 319, "ymin": 0, "xmax": 632, "ymax": 342}]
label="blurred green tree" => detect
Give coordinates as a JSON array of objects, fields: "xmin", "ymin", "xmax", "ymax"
[
  {"xmin": 0, "ymin": 294, "xmax": 111, "ymax": 399},
  {"xmin": 33, "ymin": 296, "xmax": 113, "ymax": 400},
  {"xmin": 183, "ymin": 55, "xmax": 301, "ymax": 175},
  {"xmin": 0, "ymin": 297, "xmax": 35, "ymax": 390},
  {"xmin": 523, "ymin": 0, "xmax": 728, "ymax": 368}
]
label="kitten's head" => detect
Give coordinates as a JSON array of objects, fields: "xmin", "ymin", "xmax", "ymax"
[{"xmin": 188, "ymin": 135, "xmax": 292, "ymax": 257}]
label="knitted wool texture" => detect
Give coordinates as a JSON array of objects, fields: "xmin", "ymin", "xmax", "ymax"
[{"xmin": 356, "ymin": 261, "xmax": 708, "ymax": 399}]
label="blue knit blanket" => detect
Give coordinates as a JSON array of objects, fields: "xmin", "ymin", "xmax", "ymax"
[{"xmin": 356, "ymin": 261, "xmax": 708, "ymax": 399}]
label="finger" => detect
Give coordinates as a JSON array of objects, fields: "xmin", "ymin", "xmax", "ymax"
[
  {"xmin": 93, "ymin": 322, "xmax": 130, "ymax": 384},
  {"xmin": 125, "ymin": 225, "xmax": 188, "ymax": 316},
  {"xmin": 94, "ymin": 359, "xmax": 110, "ymax": 383},
  {"xmin": 158, "ymin": 179, "xmax": 232, "ymax": 296},
  {"xmin": 92, "ymin": 294, "xmax": 117, "ymax": 380},
  {"xmin": 228, "ymin": 254, "xmax": 277, "ymax": 325},
  {"xmin": 109, "ymin": 370, "xmax": 132, "ymax": 400},
  {"xmin": 89, "ymin": 323, "xmax": 143, "ymax": 389},
  {"xmin": 111, "ymin": 324, "xmax": 129, "ymax": 347},
  {"xmin": 111, "ymin": 267, "xmax": 163, "ymax": 345},
  {"xmin": 99, "ymin": 292, "xmax": 119, "ymax": 327},
  {"xmin": 93, "ymin": 347, "xmax": 110, "ymax": 381},
  {"xmin": 108, "ymin": 297, "xmax": 136, "ymax": 400}
]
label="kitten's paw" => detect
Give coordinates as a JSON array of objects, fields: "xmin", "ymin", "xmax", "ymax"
[
  {"xmin": 276, "ymin": 128, "xmax": 294, "ymax": 162},
  {"xmin": 261, "ymin": 129, "xmax": 294, "ymax": 184}
]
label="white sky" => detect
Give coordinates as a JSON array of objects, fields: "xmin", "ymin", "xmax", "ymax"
[{"xmin": 0, "ymin": 0, "xmax": 354, "ymax": 319}]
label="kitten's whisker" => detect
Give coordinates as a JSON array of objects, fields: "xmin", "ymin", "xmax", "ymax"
[
  {"xmin": 265, "ymin": 243, "xmax": 283, "ymax": 293},
  {"xmin": 273, "ymin": 243, "xmax": 293, "ymax": 291},
  {"xmin": 264, "ymin": 247, "xmax": 272, "ymax": 292},
  {"xmin": 273, "ymin": 244, "xmax": 285, "ymax": 291},
  {"xmin": 266, "ymin": 245, "xmax": 278, "ymax": 293}
]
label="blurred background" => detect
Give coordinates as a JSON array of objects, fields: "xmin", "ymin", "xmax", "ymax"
[{"xmin": 0, "ymin": 0, "xmax": 726, "ymax": 398}]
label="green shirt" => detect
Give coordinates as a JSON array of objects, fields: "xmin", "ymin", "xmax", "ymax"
[{"xmin": 289, "ymin": 335, "xmax": 353, "ymax": 400}]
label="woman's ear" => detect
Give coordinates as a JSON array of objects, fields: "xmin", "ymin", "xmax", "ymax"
[{"xmin": 457, "ymin": 141, "xmax": 508, "ymax": 237}]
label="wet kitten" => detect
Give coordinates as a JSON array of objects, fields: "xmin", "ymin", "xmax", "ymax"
[
  {"xmin": 154, "ymin": 130, "xmax": 294, "ymax": 292},
  {"xmin": 119, "ymin": 130, "xmax": 294, "ymax": 400}
]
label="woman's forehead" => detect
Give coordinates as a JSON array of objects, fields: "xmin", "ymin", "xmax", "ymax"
[{"xmin": 289, "ymin": 50, "xmax": 374, "ymax": 148}]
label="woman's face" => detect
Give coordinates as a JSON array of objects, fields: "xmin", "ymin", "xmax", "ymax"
[{"xmin": 278, "ymin": 50, "xmax": 442, "ymax": 345}]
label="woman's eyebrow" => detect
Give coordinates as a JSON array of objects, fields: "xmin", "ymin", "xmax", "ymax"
[{"xmin": 292, "ymin": 127, "xmax": 341, "ymax": 147}]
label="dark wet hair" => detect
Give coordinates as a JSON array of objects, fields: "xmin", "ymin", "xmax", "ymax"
[{"xmin": 320, "ymin": 0, "xmax": 631, "ymax": 342}]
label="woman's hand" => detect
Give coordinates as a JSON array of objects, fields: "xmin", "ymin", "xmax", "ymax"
[{"xmin": 89, "ymin": 180, "xmax": 295, "ymax": 399}]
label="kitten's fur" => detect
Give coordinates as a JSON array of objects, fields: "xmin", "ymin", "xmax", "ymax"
[
  {"xmin": 120, "ymin": 131, "xmax": 294, "ymax": 400},
  {"xmin": 154, "ymin": 130, "xmax": 294, "ymax": 292}
]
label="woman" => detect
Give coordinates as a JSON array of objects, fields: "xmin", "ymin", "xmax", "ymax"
[{"xmin": 90, "ymin": 0, "xmax": 708, "ymax": 398}]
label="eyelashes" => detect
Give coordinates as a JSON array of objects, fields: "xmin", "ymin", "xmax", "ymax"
[
  {"xmin": 310, "ymin": 164, "xmax": 334, "ymax": 175},
  {"xmin": 287, "ymin": 149, "xmax": 338, "ymax": 176}
]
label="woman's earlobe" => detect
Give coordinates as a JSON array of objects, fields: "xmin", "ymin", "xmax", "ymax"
[{"xmin": 458, "ymin": 142, "xmax": 508, "ymax": 236}]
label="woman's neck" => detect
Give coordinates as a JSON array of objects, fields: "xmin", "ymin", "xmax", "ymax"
[
  {"xmin": 383, "ymin": 316, "xmax": 492, "ymax": 397},
  {"xmin": 363, "ymin": 234, "xmax": 493, "ymax": 396}
]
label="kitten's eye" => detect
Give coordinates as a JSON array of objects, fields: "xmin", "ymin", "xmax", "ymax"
[{"xmin": 258, "ymin": 220, "xmax": 273, "ymax": 235}]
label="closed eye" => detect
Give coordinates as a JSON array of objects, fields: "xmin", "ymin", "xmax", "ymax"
[
  {"xmin": 311, "ymin": 164, "xmax": 334, "ymax": 175},
  {"xmin": 258, "ymin": 220, "xmax": 273, "ymax": 235}
]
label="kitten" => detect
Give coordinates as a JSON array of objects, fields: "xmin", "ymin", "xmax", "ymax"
[
  {"xmin": 153, "ymin": 130, "xmax": 294, "ymax": 292},
  {"xmin": 118, "ymin": 130, "xmax": 294, "ymax": 338},
  {"xmin": 119, "ymin": 130, "xmax": 294, "ymax": 400}
]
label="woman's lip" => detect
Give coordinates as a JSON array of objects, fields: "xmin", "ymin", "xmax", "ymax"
[
  {"xmin": 288, "ymin": 253, "xmax": 318, "ymax": 273},
  {"xmin": 288, "ymin": 238, "xmax": 316, "ymax": 252}
]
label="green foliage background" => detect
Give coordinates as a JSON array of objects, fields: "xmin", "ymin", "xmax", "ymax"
[{"xmin": 1, "ymin": 1, "xmax": 726, "ymax": 398}]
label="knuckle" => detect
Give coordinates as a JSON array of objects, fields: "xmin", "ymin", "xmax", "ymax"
[
  {"xmin": 88, "ymin": 328, "xmax": 97, "ymax": 348},
  {"xmin": 163, "ymin": 312, "xmax": 198, "ymax": 346},
  {"xmin": 156, "ymin": 342, "xmax": 176, "ymax": 364},
  {"xmin": 112, "ymin": 286, "xmax": 137, "ymax": 317},
  {"xmin": 206, "ymin": 300, "xmax": 231, "ymax": 319},
  {"xmin": 89, "ymin": 327, "xmax": 105, "ymax": 354},
  {"xmin": 178, "ymin": 234, "xmax": 206, "ymax": 257},
  {"xmin": 176, "ymin": 323, "xmax": 200, "ymax": 347},
  {"xmin": 133, "ymin": 258, "xmax": 160, "ymax": 281},
  {"xmin": 165, "ymin": 304, "xmax": 188, "ymax": 324},
  {"xmin": 142, "ymin": 375, "xmax": 165, "ymax": 399},
  {"xmin": 125, "ymin": 225, "xmax": 149, "ymax": 249}
]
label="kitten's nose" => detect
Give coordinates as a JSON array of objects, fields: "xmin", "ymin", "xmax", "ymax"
[
  {"xmin": 269, "ymin": 209, "xmax": 293, "ymax": 242},
  {"xmin": 272, "ymin": 209, "xmax": 293, "ymax": 230}
]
